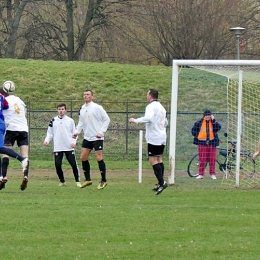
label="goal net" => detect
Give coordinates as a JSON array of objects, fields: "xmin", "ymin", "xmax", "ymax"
[{"xmin": 169, "ymin": 60, "xmax": 260, "ymax": 188}]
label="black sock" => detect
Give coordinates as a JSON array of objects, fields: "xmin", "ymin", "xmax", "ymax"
[
  {"xmin": 153, "ymin": 163, "xmax": 164, "ymax": 185},
  {"xmin": 98, "ymin": 160, "xmax": 106, "ymax": 182},
  {"xmin": 2, "ymin": 157, "xmax": 9, "ymax": 177},
  {"xmin": 82, "ymin": 160, "xmax": 91, "ymax": 181},
  {"xmin": 160, "ymin": 162, "xmax": 165, "ymax": 177}
]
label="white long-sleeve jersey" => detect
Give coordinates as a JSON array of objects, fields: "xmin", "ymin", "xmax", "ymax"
[
  {"xmin": 44, "ymin": 115, "xmax": 77, "ymax": 152},
  {"xmin": 3, "ymin": 95, "xmax": 28, "ymax": 132},
  {"xmin": 134, "ymin": 100, "xmax": 168, "ymax": 145},
  {"xmin": 75, "ymin": 101, "xmax": 110, "ymax": 141}
]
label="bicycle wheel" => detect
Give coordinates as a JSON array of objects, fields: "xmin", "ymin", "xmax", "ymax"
[
  {"xmin": 227, "ymin": 155, "xmax": 256, "ymax": 178},
  {"xmin": 187, "ymin": 154, "xmax": 199, "ymax": 177}
]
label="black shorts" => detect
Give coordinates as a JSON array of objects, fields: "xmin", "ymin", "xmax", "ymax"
[
  {"xmin": 4, "ymin": 130, "xmax": 29, "ymax": 147},
  {"xmin": 82, "ymin": 139, "xmax": 103, "ymax": 151},
  {"xmin": 148, "ymin": 143, "xmax": 165, "ymax": 157}
]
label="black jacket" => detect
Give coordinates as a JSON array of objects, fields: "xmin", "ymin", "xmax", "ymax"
[{"xmin": 191, "ymin": 118, "xmax": 221, "ymax": 147}]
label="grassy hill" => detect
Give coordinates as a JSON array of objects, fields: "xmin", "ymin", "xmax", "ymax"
[
  {"xmin": 0, "ymin": 59, "xmax": 227, "ymax": 111},
  {"xmin": 0, "ymin": 59, "xmax": 173, "ymax": 105}
]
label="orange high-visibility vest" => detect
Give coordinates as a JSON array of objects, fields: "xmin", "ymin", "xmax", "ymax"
[{"xmin": 197, "ymin": 119, "xmax": 214, "ymax": 141}]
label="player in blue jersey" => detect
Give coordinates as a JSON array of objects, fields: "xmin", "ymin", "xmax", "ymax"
[{"xmin": 0, "ymin": 87, "xmax": 29, "ymax": 191}]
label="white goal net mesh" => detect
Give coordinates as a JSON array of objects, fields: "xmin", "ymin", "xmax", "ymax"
[{"xmin": 171, "ymin": 61, "xmax": 260, "ymax": 189}]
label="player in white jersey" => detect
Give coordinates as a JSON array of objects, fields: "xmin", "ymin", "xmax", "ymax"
[
  {"xmin": 44, "ymin": 103, "xmax": 81, "ymax": 187},
  {"xmin": 129, "ymin": 89, "xmax": 168, "ymax": 195},
  {"xmin": 72, "ymin": 90, "xmax": 110, "ymax": 190},
  {"xmin": 0, "ymin": 88, "xmax": 29, "ymax": 191}
]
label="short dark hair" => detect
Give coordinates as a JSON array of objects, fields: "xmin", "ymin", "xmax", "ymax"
[
  {"xmin": 84, "ymin": 89, "xmax": 93, "ymax": 95},
  {"xmin": 57, "ymin": 103, "xmax": 66, "ymax": 109},
  {"xmin": 0, "ymin": 87, "xmax": 9, "ymax": 97},
  {"xmin": 149, "ymin": 89, "xmax": 159, "ymax": 99}
]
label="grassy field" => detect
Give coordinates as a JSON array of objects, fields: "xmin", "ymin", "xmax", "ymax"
[
  {"xmin": 1, "ymin": 58, "xmax": 260, "ymax": 259},
  {"xmin": 1, "ymin": 171, "xmax": 260, "ymax": 260}
]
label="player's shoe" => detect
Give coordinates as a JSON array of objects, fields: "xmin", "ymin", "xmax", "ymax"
[
  {"xmin": 80, "ymin": 180, "xmax": 92, "ymax": 188},
  {"xmin": 155, "ymin": 181, "xmax": 168, "ymax": 195},
  {"xmin": 97, "ymin": 181, "xmax": 107, "ymax": 190},
  {"xmin": 152, "ymin": 183, "xmax": 160, "ymax": 191},
  {"xmin": 58, "ymin": 182, "xmax": 66, "ymax": 187},
  {"xmin": 21, "ymin": 158, "xmax": 29, "ymax": 175},
  {"xmin": 0, "ymin": 177, "xmax": 8, "ymax": 190},
  {"xmin": 20, "ymin": 176, "xmax": 28, "ymax": 191},
  {"xmin": 76, "ymin": 182, "xmax": 81, "ymax": 188}
]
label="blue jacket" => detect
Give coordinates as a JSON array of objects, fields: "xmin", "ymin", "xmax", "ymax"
[
  {"xmin": 191, "ymin": 118, "xmax": 221, "ymax": 147},
  {"xmin": 0, "ymin": 94, "xmax": 9, "ymax": 121}
]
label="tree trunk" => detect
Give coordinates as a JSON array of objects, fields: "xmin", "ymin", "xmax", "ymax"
[
  {"xmin": 65, "ymin": 0, "xmax": 75, "ymax": 61},
  {"xmin": 5, "ymin": 0, "xmax": 28, "ymax": 58}
]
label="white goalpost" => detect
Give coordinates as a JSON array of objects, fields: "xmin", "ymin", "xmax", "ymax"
[{"xmin": 169, "ymin": 60, "xmax": 260, "ymax": 188}]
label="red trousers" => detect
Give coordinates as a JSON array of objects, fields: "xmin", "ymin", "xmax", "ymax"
[{"xmin": 198, "ymin": 144, "xmax": 216, "ymax": 176}]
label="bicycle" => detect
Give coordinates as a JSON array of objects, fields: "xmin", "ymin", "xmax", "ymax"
[{"xmin": 187, "ymin": 139, "xmax": 256, "ymax": 179}]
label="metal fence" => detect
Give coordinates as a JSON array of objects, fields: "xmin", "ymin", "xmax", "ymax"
[
  {"xmin": 27, "ymin": 100, "xmax": 171, "ymax": 160},
  {"xmin": 26, "ymin": 100, "xmax": 228, "ymax": 161}
]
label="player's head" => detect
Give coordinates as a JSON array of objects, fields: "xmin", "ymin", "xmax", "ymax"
[
  {"xmin": 0, "ymin": 87, "xmax": 8, "ymax": 96},
  {"xmin": 57, "ymin": 103, "xmax": 66, "ymax": 110},
  {"xmin": 84, "ymin": 89, "xmax": 94, "ymax": 103},
  {"xmin": 147, "ymin": 89, "xmax": 159, "ymax": 102},
  {"xmin": 57, "ymin": 103, "xmax": 67, "ymax": 117}
]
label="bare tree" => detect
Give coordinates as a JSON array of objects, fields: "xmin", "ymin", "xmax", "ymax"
[
  {"xmin": 2, "ymin": 0, "xmax": 260, "ymax": 64},
  {"xmin": 1, "ymin": 0, "xmax": 29, "ymax": 58},
  {"xmin": 20, "ymin": 0, "xmax": 135, "ymax": 61},
  {"xmin": 116, "ymin": 0, "xmax": 254, "ymax": 65}
]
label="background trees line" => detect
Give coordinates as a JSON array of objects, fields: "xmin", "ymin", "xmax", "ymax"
[{"xmin": 1, "ymin": 0, "xmax": 259, "ymax": 66}]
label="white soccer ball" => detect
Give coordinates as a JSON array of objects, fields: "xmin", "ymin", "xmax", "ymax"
[{"xmin": 3, "ymin": 80, "xmax": 15, "ymax": 93}]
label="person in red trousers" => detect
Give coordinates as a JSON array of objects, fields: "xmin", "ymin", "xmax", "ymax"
[{"xmin": 191, "ymin": 110, "xmax": 221, "ymax": 180}]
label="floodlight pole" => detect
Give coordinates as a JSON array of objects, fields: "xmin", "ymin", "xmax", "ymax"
[
  {"xmin": 229, "ymin": 27, "xmax": 245, "ymax": 187},
  {"xmin": 229, "ymin": 27, "xmax": 245, "ymax": 60}
]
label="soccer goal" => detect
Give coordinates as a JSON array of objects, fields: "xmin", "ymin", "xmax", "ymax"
[{"xmin": 169, "ymin": 60, "xmax": 260, "ymax": 188}]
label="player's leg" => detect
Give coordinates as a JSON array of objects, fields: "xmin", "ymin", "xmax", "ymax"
[
  {"xmin": 54, "ymin": 152, "xmax": 66, "ymax": 185},
  {"xmin": 65, "ymin": 151, "xmax": 81, "ymax": 187},
  {"xmin": 94, "ymin": 140, "xmax": 107, "ymax": 189},
  {"xmin": 1, "ymin": 130, "xmax": 13, "ymax": 179},
  {"xmin": 0, "ymin": 128, "xmax": 10, "ymax": 189},
  {"xmin": 80, "ymin": 139, "xmax": 93, "ymax": 188},
  {"xmin": 7, "ymin": 131, "xmax": 30, "ymax": 190},
  {"xmin": 148, "ymin": 144, "xmax": 167, "ymax": 195},
  {"xmin": 1, "ymin": 130, "xmax": 14, "ymax": 179},
  {"xmin": 157, "ymin": 156, "xmax": 165, "ymax": 177},
  {"xmin": 17, "ymin": 131, "xmax": 30, "ymax": 180}
]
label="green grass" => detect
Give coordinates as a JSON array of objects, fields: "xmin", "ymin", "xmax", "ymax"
[
  {"xmin": 1, "ymin": 58, "xmax": 260, "ymax": 258},
  {"xmin": 1, "ymin": 172, "xmax": 260, "ymax": 259}
]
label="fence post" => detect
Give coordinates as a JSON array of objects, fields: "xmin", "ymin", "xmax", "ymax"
[{"xmin": 138, "ymin": 130, "xmax": 143, "ymax": 183}]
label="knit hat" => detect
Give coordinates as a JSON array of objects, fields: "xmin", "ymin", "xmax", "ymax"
[{"xmin": 203, "ymin": 110, "xmax": 211, "ymax": 116}]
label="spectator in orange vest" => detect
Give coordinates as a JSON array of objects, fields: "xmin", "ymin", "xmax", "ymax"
[{"xmin": 191, "ymin": 110, "xmax": 221, "ymax": 179}]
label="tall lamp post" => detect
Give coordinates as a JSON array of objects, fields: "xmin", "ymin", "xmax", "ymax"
[
  {"xmin": 229, "ymin": 27, "xmax": 246, "ymax": 60},
  {"xmin": 229, "ymin": 27, "xmax": 246, "ymax": 187}
]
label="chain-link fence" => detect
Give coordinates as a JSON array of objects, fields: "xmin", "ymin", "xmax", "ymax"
[
  {"xmin": 27, "ymin": 100, "xmax": 172, "ymax": 161},
  {"xmin": 26, "ymin": 100, "xmax": 228, "ymax": 162}
]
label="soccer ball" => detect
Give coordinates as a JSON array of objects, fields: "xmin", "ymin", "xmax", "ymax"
[{"xmin": 3, "ymin": 80, "xmax": 15, "ymax": 93}]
